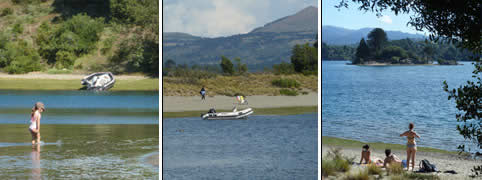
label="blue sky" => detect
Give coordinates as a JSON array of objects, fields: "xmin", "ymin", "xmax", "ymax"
[
  {"xmin": 163, "ymin": 0, "xmax": 317, "ymax": 37},
  {"xmin": 322, "ymin": 0, "xmax": 427, "ymax": 35}
]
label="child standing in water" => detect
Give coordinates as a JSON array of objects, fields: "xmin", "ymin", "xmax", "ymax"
[{"xmin": 29, "ymin": 102, "xmax": 45, "ymax": 145}]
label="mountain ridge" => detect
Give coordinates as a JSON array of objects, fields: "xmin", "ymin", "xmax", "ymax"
[
  {"xmin": 163, "ymin": 6, "xmax": 318, "ymax": 71},
  {"xmin": 322, "ymin": 25, "xmax": 426, "ymax": 45}
]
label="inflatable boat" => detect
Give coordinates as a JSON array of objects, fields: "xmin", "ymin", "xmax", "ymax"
[
  {"xmin": 201, "ymin": 107, "xmax": 254, "ymax": 120},
  {"xmin": 81, "ymin": 72, "xmax": 115, "ymax": 91}
]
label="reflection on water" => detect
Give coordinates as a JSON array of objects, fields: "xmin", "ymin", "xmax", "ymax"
[
  {"xmin": 0, "ymin": 124, "xmax": 158, "ymax": 179},
  {"xmin": 31, "ymin": 144, "xmax": 41, "ymax": 180}
]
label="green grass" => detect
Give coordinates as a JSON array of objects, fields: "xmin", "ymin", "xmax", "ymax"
[
  {"xmin": 163, "ymin": 106, "xmax": 317, "ymax": 118},
  {"xmin": 322, "ymin": 136, "xmax": 458, "ymax": 155},
  {"xmin": 0, "ymin": 78, "xmax": 158, "ymax": 91}
]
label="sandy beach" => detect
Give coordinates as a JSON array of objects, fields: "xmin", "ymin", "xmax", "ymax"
[
  {"xmin": 322, "ymin": 145, "xmax": 481, "ymax": 180},
  {"xmin": 162, "ymin": 92, "xmax": 318, "ymax": 112}
]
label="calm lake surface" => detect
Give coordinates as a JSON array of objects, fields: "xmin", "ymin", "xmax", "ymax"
[
  {"xmin": 0, "ymin": 90, "xmax": 158, "ymax": 179},
  {"xmin": 163, "ymin": 113, "xmax": 318, "ymax": 180},
  {"xmin": 322, "ymin": 61, "xmax": 477, "ymax": 151}
]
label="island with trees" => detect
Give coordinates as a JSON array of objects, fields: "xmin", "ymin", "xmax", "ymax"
[
  {"xmin": 352, "ymin": 28, "xmax": 459, "ymax": 65},
  {"xmin": 322, "ymin": 28, "xmax": 473, "ymax": 65}
]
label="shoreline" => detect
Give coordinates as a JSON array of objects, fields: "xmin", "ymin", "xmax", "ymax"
[
  {"xmin": 322, "ymin": 136, "xmax": 481, "ymax": 179},
  {"xmin": 163, "ymin": 106, "xmax": 317, "ymax": 118},
  {"xmin": 0, "ymin": 73, "xmax": 158, "ymax": 91}
]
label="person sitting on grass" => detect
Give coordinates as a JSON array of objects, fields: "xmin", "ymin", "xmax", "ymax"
[
  {"xmin": 383, "ymin": 149, "xmax": 406, "ymax": 169},
  {"xmin": 359, "ymin": 144, "xmax": 384, "ymax": 166},
  {"xmin": 360, "ymin": 144, "xmax": 372, "ymax": 164}
]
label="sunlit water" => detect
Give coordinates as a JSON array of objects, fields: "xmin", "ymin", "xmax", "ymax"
[
  {"xmin": 163, "ymin": 113, "xmax": 318, "ymax": 179},
  {"xmin": 322, "ymin": 61, "xmax": 477, "ymax": 151},
  {"xmin": 0, "ymin": 90, "xmax": 158, "ymax": 179}
]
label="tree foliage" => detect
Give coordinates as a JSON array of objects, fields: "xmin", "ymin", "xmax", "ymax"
[
  {"xmin": 353, "ymin": 38, "xmax": 370, "ymax": 64},
  {"xmin": 291, "ymin": 43, "xmax": 318, "ymax": 75},
  {"xmin": 220, "ymin": 56, "xmax": 234, "ymax": 75},
  {"xmin": 0, "ymin": 40, "xmax": 42, "ymax": 74},
  {"xmin": 36, "ymin": 14, "xmax": 104, "ymax": 65},
  {"xmin": 366, "ymin": 28, "xmax": 387, "ymax": 59}
]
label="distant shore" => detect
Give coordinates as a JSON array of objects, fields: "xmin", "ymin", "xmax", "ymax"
[
  {"xmin": 322, "ymin": 136, "xmax": 481, "ymax": 179},
  {"xmin": 346, "ymin": 63, "xmax": 462, "ymax": 66},
  {"xmin": 0, "ymin": 72, "xmax": 158, "ymax": 91}
]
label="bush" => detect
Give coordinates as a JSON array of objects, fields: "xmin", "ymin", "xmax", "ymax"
[
  {"xmin": 220, "ymin": 56, "xmax": 234, "ymax": 75},
  {"xmin": 344, "ymin": 170, "xmax": 369, "ymax": 180},
  {"xmin": 386, "ymin": 163, "xmax": 403, "ymax": 176},
  {"xmin": 109, "ymin": 34, "xmax": 159, "ymax": 77},
  {"xmin": 279, "ymin": 89, "xmax": 298, "ymax": 96},
  {"xmin": 271, "ymin": 78, "xmax": 300, "ymax": 88},
  {"xmin": 0, "ymin": 8, "xmax": 13, "ymax": 17},
  {"xmin": 367, "ymin": 163, "xmax": 382, "ymax": 176},
  {"xmin": 55, "ymin": 51, "xmax": 75, "ymax": 69},
  {"xmin": 272, "ymin": 62, "xmax": 295, "ymax": 75},
  {"xmin": 12, "ymin": 23, "xmax": 23, "ymax": 34},
  {"xmin": 36, "ymin": 14, "xmax": 104, "ymax": 64},
  {"xmin": 0, "ymin": 40, "xmax": 42, "ymax": 74},
  {"xmin": 322, "ymin": 159, "xmax": 336, "ymax": 177}
]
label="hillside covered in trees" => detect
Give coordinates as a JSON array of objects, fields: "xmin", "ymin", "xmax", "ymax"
[{"xmin": 0, "ymin": 0, "xmax": 159, "ymax": 76}]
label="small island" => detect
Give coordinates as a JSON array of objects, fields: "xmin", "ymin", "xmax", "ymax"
[{"xmin": 349, "ymin": 28, "xmax": 459, "ymax": 65}]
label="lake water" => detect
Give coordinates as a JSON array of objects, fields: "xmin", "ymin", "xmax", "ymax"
[
  {"xmin": 322, "ymin": 61, "xmax": 477, "ymax": 151},
  {"xmin": 0, "ymin": 90, "xmax": 159, "ymax": 179},
  {"xmin": 163, "ymin": 113, "xmax": 318, "ymax": 179}
]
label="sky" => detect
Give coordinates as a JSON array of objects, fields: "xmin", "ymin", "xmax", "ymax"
[
  {"xmin": 322, "ymin": 0, "xmax": 428, "ymax": 35},
  {"xmin": 163, "ymin": 0, "xmax": 317, "ymax": 37}
]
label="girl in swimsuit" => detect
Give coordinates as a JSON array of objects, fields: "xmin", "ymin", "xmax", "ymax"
[
  {"xmin": 400, "ymin": 123, "xmax": 420, "ymax": 171},
  {"xmin": 29, "ymin": 102, "xmax": 45, "ymax": 145}
]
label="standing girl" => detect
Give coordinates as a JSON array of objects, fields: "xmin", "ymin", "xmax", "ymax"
[
  {"xmin": 400, "ymin": 123, "xmax": 421, "ymax": 171},
  {"xmin": 29, "ymin": 102, "xmax": 45, "ymax": 145}
]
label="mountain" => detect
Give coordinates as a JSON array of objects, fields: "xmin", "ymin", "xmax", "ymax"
[
  {"xmin": 162, "ymin": 6, "xmax": 318, "ymax": 71},
  {"xmin": 250, "ymin": 6, "xmax": 317, "ymax": 33},
  {"xmin": 322, "ymin": 25, "xmax": 426, "ymax": 45}
]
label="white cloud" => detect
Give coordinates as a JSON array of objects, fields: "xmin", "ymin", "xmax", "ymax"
[
  {"xmin": 378, "ymin": 15, "xmax": 392, "ymax": 24},
  {"xmin": 163, "ymin": 0, "xmax": 317, "ymax": 37}
]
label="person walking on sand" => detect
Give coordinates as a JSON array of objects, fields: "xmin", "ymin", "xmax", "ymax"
[
  {"xmin": 200, "ymin": 87, "xmax": 206, "ymax": 101},
  {"xmin": 29, "ymin": 102, "xmax": 45, "ymax": 145},
  {"xmin": 400, "ymin": 123, "xmax": 421, "ymax": 171}
]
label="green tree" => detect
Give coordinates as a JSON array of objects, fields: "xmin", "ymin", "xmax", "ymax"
[
  {"xmin": 220, "ymin": 56, "xmax": 234, "ymax": 75},
  {"xmin": 354, "ymin": 38, "xmax": 370, "ymax": 64},
  {"xmin": 380, "ymin": 46, "xmax": 408, "ymax": 63},
  {"xmin": 423, "ymin": 45, "xmax": 434, "ymax": 64},
  {"xmin": 234, "ymin": 57, "xmax": 247, "ymax": 75},
  {"xmin": 337, "ymin": 0, "xmax": 481, "ymax": 154},
  {"xmin": 291, "ymin": 43, "xmax": 317, "ymax": 74},
  {"xmin": 366, "ymin": 28, "xmax": 388, "ymax": 60}
]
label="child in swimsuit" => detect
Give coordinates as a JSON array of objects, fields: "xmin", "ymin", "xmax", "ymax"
[{"xmin": 29, "ymin": 102, "xmax": 45, "ymax": 145}]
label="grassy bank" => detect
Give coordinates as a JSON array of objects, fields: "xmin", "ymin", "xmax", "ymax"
[
  {"xmin": 0, "ymin": 78, "xmax": 158, "ymax": 91},
  {"xmin": 322, "ymin": 136, "xmax": 457, "ymax": 155},
  {"xmin": 163, "ymin": 106, "xmax": 317, "ymax": 118},
  {"xmin": 163, "ymin": 73, "xmax": 317, "ymax": 96}
]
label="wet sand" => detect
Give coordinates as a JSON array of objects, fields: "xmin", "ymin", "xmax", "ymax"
[
  {"xmin": 322, "ymin": 145, "xmax": 481, "ymax": 180},
  {"xmin": 162, "ymin": 92, "xmax": 318, "ymax": 112}
]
